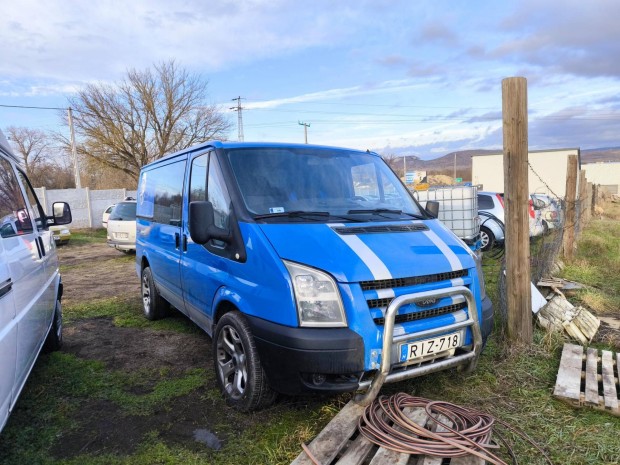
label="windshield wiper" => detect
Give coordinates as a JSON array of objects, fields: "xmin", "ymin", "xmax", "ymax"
[
  {"xmin": 347, "ymin": 208, "xmax": 403, "ymax": 215},
  {"xmin": 253, "ymin": 210, "xmax": 330, "ymax": 220},
  {"xmin": 347, "ymin": 208, "xmax": 427, "ymax": 220}
]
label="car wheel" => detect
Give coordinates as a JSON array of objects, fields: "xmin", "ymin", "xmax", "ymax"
[
  {"xmin": 480, "ymin": 226, "xmax": 495, "ymax": 252},
  {"xmin": 141, "ymin": 266, "xmax": 169, "ymax": 320},
  {"xmin": 44, "ymin": 299, "xmax": 63, "ymax": 352},
  {"xmin": 214, "ymin": 312, "xmax": 276, "ymax": 412}
]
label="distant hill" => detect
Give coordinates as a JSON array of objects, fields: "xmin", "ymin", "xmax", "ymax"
[{"xmin": 389, "ymin": 147, "xmax": 620, "ymax": 182}]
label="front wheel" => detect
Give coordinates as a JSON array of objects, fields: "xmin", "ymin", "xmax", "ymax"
[
  {"xmin": 480, "ymin": 226, "xmax": 495, "ymax": 252},
  {"xmin": 213, "ymin": 312, "xmax": 276, "ymax": 411}
]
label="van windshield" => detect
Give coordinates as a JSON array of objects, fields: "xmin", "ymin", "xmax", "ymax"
[
  {"xmin": 109, "ymin": 202, "xmax": 136, "ymax": 221},
  {"xmin": 225, "ymin": 147, "xmax": 424, "ymax": 222}
]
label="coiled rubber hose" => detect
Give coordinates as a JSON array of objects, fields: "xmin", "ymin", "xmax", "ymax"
[{"xmin": 357, "ymin": 393, "xmax": 553, "ymax": 465}]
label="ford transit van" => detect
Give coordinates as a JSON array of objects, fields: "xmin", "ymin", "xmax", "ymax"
[
  {"xmin": 0, "ymin": 129, "xmax": 72, "ymax": 433},
  {"xmin": 136, "ymin": 142, "xmax": 493, "ymax": 411}
]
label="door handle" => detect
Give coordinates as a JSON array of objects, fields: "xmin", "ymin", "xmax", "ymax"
[
  {"xmin": 0, "ymin": 278, "xmax": 12, "ymax": 298},
  {"xmin": 182, "ymin": 234, "xmax": 188, "ymax": 252},
  {"xmin": 175, "ymin": 232, "xmax": 180, "ymax": 249},
  {"xmin": 34, "ymin": 237, "xmax": 43, "ymax": 259}
]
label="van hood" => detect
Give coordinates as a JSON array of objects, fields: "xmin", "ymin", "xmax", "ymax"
[{"xmin": 258, "ymin": 220, "xmax": 474, "ymax": 283}]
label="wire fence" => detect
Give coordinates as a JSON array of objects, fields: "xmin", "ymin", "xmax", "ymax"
[{"xmin": 485, "ymin": 162, "xmax": 595, "ymax": 327}]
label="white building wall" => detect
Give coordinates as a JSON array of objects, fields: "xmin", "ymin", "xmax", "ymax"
[
  {"xmin": 34, "ymin": 188, "xmax": 138, "ymax": 228},
  {"xmin": 472, "ymin": 149, "xmax": 580, "ymax": 198},
  {"xmin": 583, "ymin": 162, "xmax": 620, "ymax": 194}
]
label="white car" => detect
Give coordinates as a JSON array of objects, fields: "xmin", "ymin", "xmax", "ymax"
[
  {"xmin": 0, "ymin": 128, "xmax": 72, "ymax": 433},
  {"xmin": 102, "ymin": 204, "xmax": 115, "ymax": 228},
  {"xmin": 106, "ymin": 200, "xmax": 136, "ymax": 252}
]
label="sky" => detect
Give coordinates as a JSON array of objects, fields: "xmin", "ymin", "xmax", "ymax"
[{"xmin": 1, "ymin": 0, "xmax": 620, "ymax": 160}]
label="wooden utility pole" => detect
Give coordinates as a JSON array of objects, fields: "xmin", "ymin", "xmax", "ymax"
[
  {"xmin": 585, "ymin": 182, "xmax": 593, "ymax": 223},
  {"xmin": 502, "ymin": 77, "xmax": 532, "ymax": 344},
  {"xmin": 591, "ymin": 184, "xmax": 598, "ymax": 215},
  {"xmin": 563, "ymin": 155, "xmax": 578, "ymax": 260}
]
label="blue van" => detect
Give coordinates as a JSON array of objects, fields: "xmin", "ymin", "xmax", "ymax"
[{"xmin": 136, "ymin": 142, "xmax": 493, "ymax": 410}]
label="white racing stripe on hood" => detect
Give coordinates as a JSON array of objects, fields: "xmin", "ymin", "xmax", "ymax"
[
  {"xmin": 423, "ymin": 228, "xmax": 462, "ymax": 271},
  {"xmin": 329, "ymin": 224, "xmax": 392, "ymax": 280}
]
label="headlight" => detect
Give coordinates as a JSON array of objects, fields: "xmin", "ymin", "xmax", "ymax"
[
  {"xmin": 474, "ymin": 249, "xmax": 486, "ymax": 300},
  {"xmin": 61, "ymin": 229, "xmax": 70, "ymax": 235},
  {"xmin": 284, "ymin": 260, "xmax": 347, "ymax": 327}
]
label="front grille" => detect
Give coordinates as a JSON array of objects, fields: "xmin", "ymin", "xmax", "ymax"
[
  {"xmin": 360, "ymin": 269, "xmax": 468, "ymax": 291},
  {"xmin": 373, "ymin": 302, "xmax": 467, "ymax": 325},
  {"xmin": 332, "ymin": 224, "xmax": 428, "ymax": 235}
]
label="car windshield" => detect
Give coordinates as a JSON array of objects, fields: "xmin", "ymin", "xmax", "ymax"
[
  {"xmin": 225, "ymin": 147, "xmax": 424, "ymax": 222},
  {"xmin": 109, "ymin": 202, "xmax": 136, "ymax": 220}
]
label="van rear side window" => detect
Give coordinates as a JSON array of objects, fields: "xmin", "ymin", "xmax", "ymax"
[
  {"xmin": 0, "ymin": 158, "xmax": 34, "ymax": 238},
  {"xmin": 137, "ymin": 160, "xmax": 186, "ymax": 225}
]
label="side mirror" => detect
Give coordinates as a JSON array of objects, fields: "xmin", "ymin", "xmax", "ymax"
[
  {"xmin": 189, "ymin": 201, "xmax": 231, "ymax": 245},
  {"xmin": 50, "ymin": 202, "xmax": 72, "ymax": 225},
  {"xmin": 532, "ymin": 198, "xmax": 546, "ymax": 210},
  {"xmin": 425, "ymin": 200, "xmax": 440, "ymax": 219}
]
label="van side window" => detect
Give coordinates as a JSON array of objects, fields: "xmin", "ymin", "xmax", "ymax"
[
  {"xmin": 0, "ymin": 158, "xmax": 34, "ymax": 238},
  {"xmin": 189, "ymin": 153, "xmax": 208, "ymax": 202},
  {"xmin": 139, "ymin": 160, "xmax": 186, "ymax": 225},
  {"xmin": 208, "ymin": 156, "xmax": 231, "ymax": 231},
  {"xmin": 16, "ymin": 170, "xmax": 46, "ymax": 230}
]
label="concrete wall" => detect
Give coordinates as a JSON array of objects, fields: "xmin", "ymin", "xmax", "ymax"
[
  {"xmin": 583, "ymin": 162, "xmax": 620, "ymax": 194},
  {"xmin": 472, "ymin": 148, "xmax": 580, "ymax": 198},
  {"xmin": 35, "ymin": 187, "xmax": 137, "ymax": 228}
]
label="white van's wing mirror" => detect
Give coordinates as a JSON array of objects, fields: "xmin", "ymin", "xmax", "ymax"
[
  {"xmin": 49, "ymin": 202, "xmax": 72, "ymax": 226},
  {"xmin": 189, "ymin": 201, "xmax": 231, "ymax": 245}
]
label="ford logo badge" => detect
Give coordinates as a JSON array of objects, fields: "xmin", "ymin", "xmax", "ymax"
[{"xmin": 416, "ymin": 298, "xmax": 438, "ymax": 308}]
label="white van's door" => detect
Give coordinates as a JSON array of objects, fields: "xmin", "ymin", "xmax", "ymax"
[
  {"xmin": 0, "ymin": 157, "xmax": 48, "ymax": 404},
  {"xmin": 0, "ymin": 237, "xmax": 17, "ymax": 431}
]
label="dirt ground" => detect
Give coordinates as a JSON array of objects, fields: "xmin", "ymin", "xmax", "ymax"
[
  {"xmin": 58, "ymin": 243, "xmax": 141, "ymax": 306},
  {"xmin": 54, "ymin": 242, "xmax": 260, "ymax": 459}
]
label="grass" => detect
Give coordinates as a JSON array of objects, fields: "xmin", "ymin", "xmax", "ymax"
[
  {"xmin": 64, "ymin": 228, "xmax": 108, "ymax": 246},
  {"xmin": 560, "ymin": 201, "xmax": 620, "ymax": 315},
  {"xmin": 1, "ymin": 204, "xmax": 619, "ymax": 464},
  {"xmin": 63, "ymin": 297, "xmax": 200, "ymax": 334}
]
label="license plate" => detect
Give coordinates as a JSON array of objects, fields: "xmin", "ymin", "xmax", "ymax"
[
  {"xmin": 399, "ymin": 332, "xmax": 461, "ymax": 363},
  {"xmin": 116, "ymin": 232, "xmax": 129, "ymax": 239}
]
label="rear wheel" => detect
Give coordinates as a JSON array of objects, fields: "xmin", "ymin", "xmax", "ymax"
[
  {"xmin": 480, "ymin": 226, "xmax": 495, "ymax": 252},
  {"xmin": 44, "ymin": 300, "xmax": 63, "ymax": 352},
  {"xmin": 141, "ymin": 266, "xmax": 169, "ymax": 320},
  {"xmin": 213, "ymin": 311, "xmax": 276, "ymax": 411}
]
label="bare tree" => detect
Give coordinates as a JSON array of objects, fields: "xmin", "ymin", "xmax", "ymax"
[
  {"xmin": 65, "ymin": 60, "xmax": 232, "ymax": 182},
  {"xmin": 6, "ymin": 126, "xmax": 51, "ymax": 178},
  {"xmin": 382, "ymin": 153, "xmax": 403, "ymax": 177}
]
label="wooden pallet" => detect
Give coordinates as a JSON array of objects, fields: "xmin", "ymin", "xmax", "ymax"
[
  {"xmin": 291, "ymin": 400, "xmax": 486, "ymax": 465},
  {"xmin": 553, "ymin": 343, "xmax": 620, "ymax": 416}
]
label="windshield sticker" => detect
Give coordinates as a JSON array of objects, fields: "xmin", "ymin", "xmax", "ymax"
[{"xmin": 269, "ymin": 207, "xmax": 285, "ymax": 214}]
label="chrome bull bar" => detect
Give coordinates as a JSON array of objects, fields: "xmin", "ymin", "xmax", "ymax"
[{"xmin": 356, "ymin": 286, "xmax": 482, "ymax": 405}]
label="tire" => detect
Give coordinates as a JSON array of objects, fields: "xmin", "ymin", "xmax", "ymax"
[
  {"xmin": 480, "ymin": 226, "xmax": 495, "ymax": 252},
  {"xmin": 141, "ymin": 266, "xmax": 169, "ymax": 320},
  {"xmin": 213, "ymin": 311, "xmax": 276, "ymax": 412},
  {"xmin": 44, "ymin": 300, "xmax": 63, "ymax": 352}
]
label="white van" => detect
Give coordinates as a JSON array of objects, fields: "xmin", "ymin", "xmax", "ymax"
[{"xmin": 0, "ymin": 129, "xmax": 72, "ymax": 433}]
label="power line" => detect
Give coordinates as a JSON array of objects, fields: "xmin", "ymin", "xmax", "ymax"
[{"xmin": 0, "ymin": 103, "xmax": 66, "ymax": 110}]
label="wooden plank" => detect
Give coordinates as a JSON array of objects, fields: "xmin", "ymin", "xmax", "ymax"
[
  {"xmin": 334, "ymin": 434, "xmax": 374, "ymax": 465},
  {"xmin": 452, "ymin": 455, "xmax": 486, "ymax": 465},
  {"xmin": 601, "ymin": 351, "xmax": 619, "ymax": 411},
  {"xmin": 368, "ymin": 407, "xmax": 429, "ymax": 465},
  {"xmin": 553, "ymin": 343, "xmax": 584, "ymax": 402},
  {"xmin": 419, "ymin": 413, "xmax": 453, "ymax": 465},
  {"xmin": 584, "ymin": 348, "xmax": 600, "ymax": 406},
  {"xmin": 291, "ymin": 401, "xmax": 366, "ymax": 465}
]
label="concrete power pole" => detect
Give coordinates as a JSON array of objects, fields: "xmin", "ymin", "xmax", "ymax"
[
  {"xmin": 67, "ymin": 108, "xmax": 82, "ymax": 189},
  {"xmin": 298, "ymin": 121, "xmax": 310, "ymax": 144},
  {"xmin": 230, "ymin": 96, "xmax": 245, "ymax": 142}
]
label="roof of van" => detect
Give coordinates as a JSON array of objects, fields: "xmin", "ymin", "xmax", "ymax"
[
  {"xmin": 145, "ymin": 141, "xmax": 379, "ymax": 168},
  {"xmin": 0, "ymin": 128, "xmax": 20, "ymax": 164}
]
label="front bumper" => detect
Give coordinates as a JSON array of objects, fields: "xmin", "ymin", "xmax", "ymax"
[{"xmin": 246, "ymin": 315, "xmax": 365, "ymax": 395}]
